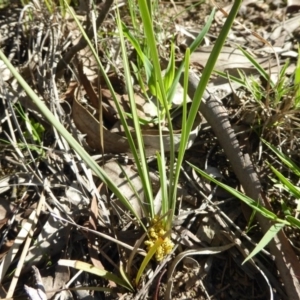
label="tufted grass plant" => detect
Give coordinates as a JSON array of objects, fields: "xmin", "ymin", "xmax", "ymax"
[{"xmin": 0, "ymin": 0, "xmax": 243, "ymax": 290}]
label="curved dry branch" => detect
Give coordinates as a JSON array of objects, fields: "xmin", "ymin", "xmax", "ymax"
[
  {"xmin": 183, "ymin": 71, "xmax": 300, "ymax": 299},
  {"xmin": 56, "ymin": 0, "xmax": 114, "ymax": 76}
]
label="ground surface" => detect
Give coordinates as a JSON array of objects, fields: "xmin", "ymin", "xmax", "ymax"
[{"xmin": 0, "ymin": 0, "xmax": 300, "ymax": 299}]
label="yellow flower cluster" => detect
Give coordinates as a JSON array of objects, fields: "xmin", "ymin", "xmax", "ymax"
[{"xmin": 144, "ymin": 216, "xmax": 174, "ymax": 261}]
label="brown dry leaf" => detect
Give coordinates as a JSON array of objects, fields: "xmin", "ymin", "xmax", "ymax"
[
  {"xmin": 288, "ymin": 0, "xmax": 300, "ymax": 7},
  {"xmin": 24, "ymin": 266, "xmax": 47, "ymax": 300},
  {"xmin": 0, "ymin": 198, "xmax": 13, "ymax": 225},
  {"xmin": 171, "ymin": 82, "xmax": 192, "ymax": 107},
  {"xmin": 99, "ymin": 73, "xmax": 127, "ymax": 95},
  {"xmin": 190, "ymin": 46, "xmax": 278, "ymax": 74},
  {"xmin": 0, "ymin": 174, "xmax": 42, "ymax": 196},
  {"xmin": 65, "ymin": 12, "xmax": 84, "ymax": 45},
  {"xmin": 72, "ymin": 58, "xmax": 202, "ymax": 154},
  {"xmin": 65, "ymin": 184, "xmax": 89, "ymax": 206},
  {"xmin": 22, "ymin": 208, "xmax": 71, "ymax": 273},
  {"xmin": 103, "ymin": 89, "xmax": 157, "ymax": 123},
  {"xmin": 0, "ymin": 175, "xmax": 12, "ymax": 195},
  {"xmin": 0, "ymin": 240, "xmax": 13, "ymax": 260},
  {"xmin": 86, "ymin": 189, "xmax": 119, "ymax": 290},
  {"xmin": 196, "ymin": 215, "xmax": 220, "ymax": 246},
  {"xmin": 51, "ymin": 265, "xmax": 70, "ymax": 299},
  {"xmin": 77, "ymin": 65, "xmax": 118, "ymax": 123},
  {"xmin": 72, "ymin": 92, "xmax": 130, "ymax": 154},
  {"xmin": 25, "ymin": 266, "xmax": 71, "ymax": 300},
  {"xmin": 1, "ymin": 208, "xmax": 39, "ymax": 285},
  {"xmin": 122, "ymin": 94, "xmax": 158, "ymax": 120},
  {"xmin": 102, "ymin": 89, "xmax": 140, "ymax": 124},
  {"xmin": 103, "ymin": 161, "xmax": 146, "ymax": 218},
  {"xmin": 77, "ymin": 46, "xmax": 99, "ymax": 81},
  {"xmin": 77, "ymin": 62, "xmax": 100, "ymax": 109},
  {"xmin": 88, "ymin": 190, "xmax": 107, "ymax": 271},
  {"xmin": 270, "ymin": 14, "xmax": 300, "ymax": 43},
  {"xmin": 215, "ymin": 0, "xmax": 256, "ymax": 21},
  {"xmin": 140, "ymin": 112, "xmax": 202, "ymax": 155},
  {"xmin": 72, "ymin": 88, "xmax": 201, "ymax": 155},
  {"xmin": 0, "ymin": 59, "xmax": 12, "ymax": 81}
]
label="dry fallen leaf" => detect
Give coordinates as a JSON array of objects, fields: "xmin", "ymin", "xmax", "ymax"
[
  {"xmin": 140, "ymin": 112, "xmax": 202, "ymax": 154},
  {"xmin": 270, "ymin": 14, "xmax": 300, "ymax": 44},
  {"xmin": 190, "ymin": 46, "xmax": 278, "ymax": 74},
  {"xmin": 0, "ymin": 59, "xmax": 12, "ymax": 81},
  {"xmin": 288, "ymin": 0, "xmax": 300, "ymax": 7},
  {"xmin": 72, "ymin": 92, "xmax": 130, "ymax": 154},
  {"xmin": 23, "ymin": 208, "xmax": 71, "ymax": 273},
  {"xmin": 0, "ymin": 197, "xmax": 13, "ymax": 222},
  {"xmin": 103, "ymin": 160, "xmax": 145, "ymax": 218}
]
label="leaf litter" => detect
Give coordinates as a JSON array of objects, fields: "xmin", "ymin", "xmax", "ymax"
[{"xmin": 0, "ymin": 0, "xmax": 300, "ymax": 299}]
